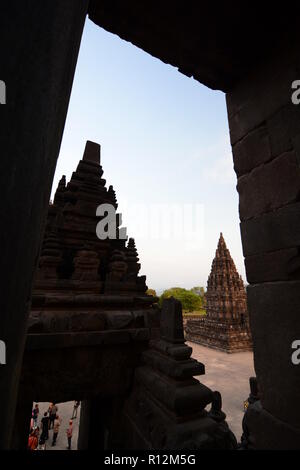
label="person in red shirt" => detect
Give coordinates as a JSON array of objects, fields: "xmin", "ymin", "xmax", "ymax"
[{"xmin": 28, "ymin": 430, "xmax": 38, "ymax": 451}]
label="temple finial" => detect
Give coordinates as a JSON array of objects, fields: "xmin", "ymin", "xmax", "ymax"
[
  {"xmin": 53, "ymin": 175, "xmax": 66, "ymax": 205},
  {"xmin": 58, "ymin": 175, "xmax": 66, "ymax": 188},
  {"xmin": 83, "ymin": 140, "xmax": 101, "ymax": 164},
  {"xmin": 108, "ymin": 185, "xmax": 118, "ymax": 207},
  {"xmin": 126, "ymin": 238, "xmax": 140, "ymax": 275}
]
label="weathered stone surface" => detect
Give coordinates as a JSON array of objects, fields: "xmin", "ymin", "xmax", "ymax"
[
  {"xmin": 244, "ymin": 401, "xmax": 300, "ymax": 450},
  {"xmin": 208, "ymin": 391, "xmax": 226, "ymax": 423},
  {"xmin": 83, "ymin": 140, "xmax": 101, "ymax": 164},
  {"xmin": 142, "ymin": 349, "xmax": 204, "ymax": 379},
  {"xmin": 226, "ymin": 34, "xmax": 300, "ymax": 449},
  {"xmin": 160, "ymin": 297, "xmax": 185, "ymax": 344},
  {"xmin": 237, "ymin": 151, "xmax": 300, "ymax": 221},
  {"xmin": 186, "ymin": 233, "xmax": 252, "ymax": 352},
  {"xmin": 226, "ymin": 45, "xmax": 299, "ymax": 145},
  {"xmin": 247, "ymin": 281, "xmax": 300, "ymax": 427},
  {"xmin": 186, "ymin": 318, "xmax": 252, "ymax": 353},
  {"xmin": 26, "ymin": 329, "xmax": 150, "ymax": 351},
  {"xmin": 240, "ymin": 202, "xmax": 300, "ymax": 256},
  {"xmin": 20, "ymin": 341, "xmax": 145, "ymax": 403},
  {"xmin": 121, "ymin": 297, "xmax": 236, "ymax": 449},
  {"xmin": 266, "ymin": 103, "xmax": 300, "ymax": 157},
  {"xmin": 245, "ymin": 247, "xmax": 300, "ymax": 283},
  {"xmin": 28, "ymin": 311, "xmax": 107, "ymax": 333},
  {"xmin": 104, "ymin": 311, "xmax": 133, "ymax": 329},
  {"xmin": 232, "ymin": 124, "xmax": 271, "ymax": 177}
]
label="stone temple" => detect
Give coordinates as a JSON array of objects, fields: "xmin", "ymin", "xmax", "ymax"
[
  {"xmin": 3, "ymin": 4, "xmax": 300, "ymax": 450},
  {"xmin": 185, "ymin": 233, "xmax": 252, "ymax": 353},
  {"xmin": 12, "ymin": 141, "xmax": 237, "ymax": 450}
]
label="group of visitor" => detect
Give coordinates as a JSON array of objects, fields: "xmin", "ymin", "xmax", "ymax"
[{"xmin": 28, "ymin": 401, "xmax": 80, "ymax": 450}]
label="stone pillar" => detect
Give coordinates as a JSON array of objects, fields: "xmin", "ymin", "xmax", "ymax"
[
  {"xmin": 11, "ymin": 387, "xmax": 32, "ymax": 450},
  {"xmin": 226, "ymin": 34, "xmax": 300, "ymax": 448},
  {"xmin": 78, "ymin": 397, "xmax": 117, "ymax": 450},
  {"xmin": 77, "ymin": 400, "xmax": 91, "ymax": 450},
  {"xmin": 0, "ymin": 1, "xmax": 88, "ymax": 448}
]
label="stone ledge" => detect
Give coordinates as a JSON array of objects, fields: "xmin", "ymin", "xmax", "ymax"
[
  {"xmin": 136, "ymin": 366, "xmax": 212, "ymax": 416},
  {"xmin": 142, "ymin": 349, "xmax": 204, "ymax": 379},
  {"xmin": 26, "ymin": 328, "xmax": 150, "ymax": 350},
  {"xmin": 31, "ymin": 293, "xmax": 155, "ymax": 307}
]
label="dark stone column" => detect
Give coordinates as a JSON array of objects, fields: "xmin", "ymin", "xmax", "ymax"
[
  {"xmin": 78, "ymin": 397, "xmax": 109, "ymax": 450},
  {"xmin": 77, "ymin": 400, "xmax": 91, "ymax": 450},
  {"xmin": 0, "ymin": 0, "xmax": 88, "ymax": 448},
  {"xmin": 226, "ymin": 33, "xmax": 300, "ymax": 449},
  {"xmin": 11, "ymin": 386, "xmax": 33, "ymax": 450},
  {"xmin": 78, "ymin": 396, "xmax": 126, "ymax": 450}
]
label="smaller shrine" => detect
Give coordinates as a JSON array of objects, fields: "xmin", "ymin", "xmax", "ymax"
[{"xmin": 185, "ymin": 233, "xmax": 252, "ymax": 352}]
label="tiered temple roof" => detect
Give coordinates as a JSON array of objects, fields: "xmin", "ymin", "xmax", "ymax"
[
  {"xmin": 206, "ymin": 233, "xmax": 247, "ymax": 322},
  {"xmin": 185, "ymin": 233, "xmax": 252, "ymax": 352},
  {"xmin": 29, "ymin": 140, "xmax": 156, "ymax": 334}
]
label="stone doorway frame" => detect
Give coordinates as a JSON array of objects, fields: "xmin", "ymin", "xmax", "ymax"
[{"xmin": 1, "ymin": 1, "xmax": 299, "ymax": 449}]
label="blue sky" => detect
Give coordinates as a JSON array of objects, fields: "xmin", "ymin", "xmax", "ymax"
[{"xmin": 53, "ymin": 18, "xmax": 245, "ymax": 293}]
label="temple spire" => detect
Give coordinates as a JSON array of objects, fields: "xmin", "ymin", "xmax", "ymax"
[
  {"xmin": 108, "ymin": 185, "xmax": 118, "ymax": 208},
  {"xmin": 185, "ymin": 232, "xmax": 252, "ymax": 352},
  {"xmin": 53, "ymin": 175, "xmax": 66, "ymax": 206},
  {"xmin": 126, "ymin": 238, "xmax": 141, "ymax": 276},
  {"xmin": 82, "ymin": 140, "xmax": 101, "ymax": 164}
]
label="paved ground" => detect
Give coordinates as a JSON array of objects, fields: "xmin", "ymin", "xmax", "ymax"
[
  {"xmin": 34, "ymin": 344, "xmax": 254, "ymax": 449},
  {"xmin": 34, "ymin": 401, "xmax": 80, "ymax": 450},
  {"xmin": 188, "ymin": 341, "xmax": 255, "ymax": 440}
]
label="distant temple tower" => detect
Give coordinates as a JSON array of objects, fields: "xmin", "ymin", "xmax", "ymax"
[{"xmin": 185, "ymin": 233, "xmax": 252, "ymax": 352}]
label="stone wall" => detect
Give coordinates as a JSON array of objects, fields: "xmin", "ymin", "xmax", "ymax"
[
  {"xmin": 185, "ymin": 318, "xmax": 252, "ymax": 353},
  {"xmin": 226, "ymin": 33, "xmax": 300, "ymax": 448}
]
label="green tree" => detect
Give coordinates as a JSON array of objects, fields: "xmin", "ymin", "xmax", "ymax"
[
  {"xmin": 190, "ymin": 286, "xmax": 206, "ymax": 306},
  {"xmin": 160, "ymin": 287, "xmax": 202, "ymax": 312},
  {"xmin": 146, "ymin": 288, "xmax": 157, "ymax": 297}
]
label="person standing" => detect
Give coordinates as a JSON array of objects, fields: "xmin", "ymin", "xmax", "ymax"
[
  {"xmin": 40, "ymin": 412, "xmax": 49, "ymax": 441},
  {"xmin": 71, "ymin": 401, "xmax": 80, "ymax": 419},
  {"xmin": 49, "ymin": 403, "xmax": 58, "ymax": 430},
  {"xmin": 52, "ymin": 415, "xmax": 61, "ymax": 447},
  {"xmin": 66, "ymin": 420, "xmax": 73, "ymax": 450},
  {"xmin": 32, "ymin": 404, "xmax": 39, "ymax": 428},
  {"xmin": 28, "ymin": 429, "xmax": 38, "ymax": 451}
]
